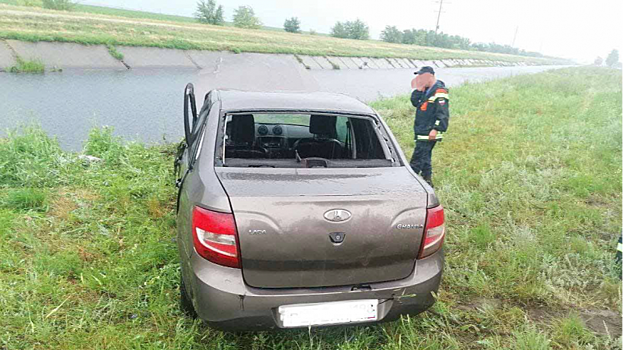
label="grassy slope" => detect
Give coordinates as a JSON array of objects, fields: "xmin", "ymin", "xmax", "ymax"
[
  {"xmin": 0, "ymin": 0, "xmax": 195, "ymax": 22},
  {"xmin": 0, "ymin": 3, "xmax": 567, "ymax": 64},
  {"xmin": 0, "ymin": 0, "xmax": 290, "ymax": 31},
  {"xmin": 69, "ymin": 3, "xmax": 290, "ymax": 33},
  {"xmin": 0, "ymin": 67, "xmax": 620, "ymax": 349}
]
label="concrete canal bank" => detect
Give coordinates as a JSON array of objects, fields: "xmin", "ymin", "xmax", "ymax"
[{"xmin": 0, "ymin": 40, "xmax": 542, "ymax": 72}]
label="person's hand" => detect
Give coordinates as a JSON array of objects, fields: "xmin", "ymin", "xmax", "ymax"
[
  {"xmin": 421, "ymin": 73, "xmax": 434, "ymax": 90},
  {"xmin": 428, "ymin": 129, "xmax": 437, "ymax": 140},
  {"xmin": 414, "ymin": 75, "xmax": 427, "ymax": 91}
]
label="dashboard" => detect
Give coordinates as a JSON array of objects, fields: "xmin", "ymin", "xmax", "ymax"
[
  {"xmin": 254, "ymin": 123, "xmax": 313, "ymax": 158},
  {"xmin": 255, "ymin": 123, "xmax": 311, "ymax": 138}
]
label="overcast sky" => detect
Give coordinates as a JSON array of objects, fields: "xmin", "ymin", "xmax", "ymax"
[{"xmin": 84, "ymin": 0, "xmax": 622, "ymax": 63}]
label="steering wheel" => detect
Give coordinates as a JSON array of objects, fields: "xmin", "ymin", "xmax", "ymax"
[
  {"xmin": 226, "ymin": 144, "xmax": 268, "ymax": 159},
  {"xmin": 321, "ymin": 138, "xmax": 343, "ymax": 148},
  {"xmin": 294, "ymin": 138, "xmax": 342, "ymax": 158},
  {"xmin": 243, "ymin": 148, "xmax": 268, "ymax": 158}
]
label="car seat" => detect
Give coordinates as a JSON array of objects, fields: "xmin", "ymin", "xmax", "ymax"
[
  {"xmin": 225, "ymin": 115, "xmax": 267, "ymax": 159},
  {"xmin": 294, "ymin": 115, "xmax": 343, "ymax": 159}
]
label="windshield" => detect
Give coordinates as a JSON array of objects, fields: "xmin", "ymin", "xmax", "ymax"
[{"xmin": 222, "ymin": 113, "xmax": 393, "ymax": 168}]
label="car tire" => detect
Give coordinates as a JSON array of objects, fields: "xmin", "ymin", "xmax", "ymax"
[{"xmin": 180, "ymin": 275, "xmax": 197, "ymax": 318}]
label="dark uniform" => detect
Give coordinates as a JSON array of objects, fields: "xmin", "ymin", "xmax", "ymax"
[{"xmin": 409, "ymin": 73, "xmax": 449, "ymax": 186}]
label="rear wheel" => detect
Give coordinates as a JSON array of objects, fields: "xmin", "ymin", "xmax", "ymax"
[{"xmin": 180, "ymin": 275, "xmax": 197, "ymax": 318}]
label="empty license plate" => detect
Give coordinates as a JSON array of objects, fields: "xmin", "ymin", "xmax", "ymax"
[{"xmin": 278, "ymin": 299, "xmax": 378, "ymax": 328}]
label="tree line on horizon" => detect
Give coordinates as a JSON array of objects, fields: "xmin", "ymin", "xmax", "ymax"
[
  {"xmin": 380, "ymin": 25, "xmax": 545, "ymax": 58},
  {"xmin": 195, "ymin": 1, "xmax": 551, "ymax": 58},
  {"xmin": 594, "ymin": 50, "xmax": 620, "ymax": 67},
  {"xmin": 195, "ymin": 0, "xmax": 261, "ymax": 29}
]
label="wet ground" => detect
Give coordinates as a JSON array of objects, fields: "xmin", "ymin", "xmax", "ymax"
[{"xmin": 0, "ymin": 65, "xmax": 568, "ymax": 150}]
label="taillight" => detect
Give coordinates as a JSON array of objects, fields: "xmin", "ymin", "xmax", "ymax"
[
  {"xmin": 418, "ymin": 205, "xmax": 445, "ymax": 259},
  {"xmin": 192, "ymin": 206, "xmax": 240, "ymax": 268}
]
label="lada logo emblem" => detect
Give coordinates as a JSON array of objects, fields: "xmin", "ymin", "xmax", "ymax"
[{"xmin": 324, "ymin": 209, "xmax": 352, "ymax": 222}]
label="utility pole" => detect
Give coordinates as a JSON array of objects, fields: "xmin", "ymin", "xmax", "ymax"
[
  {"xmin": 435, "ymin": 0, "xmax": 444, "ymax": 34},
  {"xmin": 511, "ymin": 26, "xmax": 519, "ymax": 47}
]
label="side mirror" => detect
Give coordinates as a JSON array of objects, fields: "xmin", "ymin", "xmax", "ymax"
[{"xmin": 184, "ymin": 83, "xmax": 198, "ymax": 151}]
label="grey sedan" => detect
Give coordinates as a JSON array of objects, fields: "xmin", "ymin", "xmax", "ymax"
[{"xmin": 174, "ymin": 85, "xmax": 445, "ymax": 330}]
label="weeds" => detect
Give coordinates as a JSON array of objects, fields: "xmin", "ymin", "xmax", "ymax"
[
  {"xmin": 2, "ymin": 188, "xmax": 48, "ymax": 210},
  {"xmin": 81, "ymin": 126, "xmax": 127, "ymax": 164},
  {"xmin": 0, "ymin": 67, "xmax": 620, "ymax": 349},
  {"xmin": 0, "ymin": 125, "xmax": 66, "ymax": 186},
  {"xmin": 12, "ymin": 0, "xmax": 41, "ymax": 6},
  {"xmin": 512, "ymin": 326, "xmax": 551, "ymax": 350},
  {"xmin": 552, "ymin": 313, "xmax": 596, "ymax": 347},
  {"xmin": 41, "ymin": 0, "xmax": 73, "ymax": 11},
  {"xmin": 106, "ymin": 43, "xmax": 123, "ymax": 61},
  {"xmin": 7, "ymin": 55, "xmax": 44, "ymax": 73},
  {"xmin": 294, "ymin": 54, "xmax": 311, "ymax": 69},
  {"xmin": 325, "ymin": 56, "xmax": 340, "ymax": 69}
]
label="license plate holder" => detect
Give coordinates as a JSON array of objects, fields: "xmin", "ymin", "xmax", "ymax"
[{"xmin": 278, "ymin": 299, "xmax": 378, "ymax": 328}]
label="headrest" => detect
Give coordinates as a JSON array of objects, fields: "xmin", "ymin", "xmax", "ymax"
[
  {"xmin": 309, "ymin": 115, "xmax": 337, "ymax": 136},
  {"xmin": 230, "ymin": 114, "xmax": 255, "ymax": 144}
]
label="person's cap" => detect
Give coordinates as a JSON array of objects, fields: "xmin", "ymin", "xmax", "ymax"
[{"xmin": 414, "ymin": 66, "xmax": 435, "ymax": 75}]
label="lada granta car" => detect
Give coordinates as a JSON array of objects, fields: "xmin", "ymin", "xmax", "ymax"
[{"xmin": 174, "ymin": 84, "xmax": 445, "ymax": 330}]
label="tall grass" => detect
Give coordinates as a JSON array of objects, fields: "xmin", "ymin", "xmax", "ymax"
[
  {"xmin": 0, "ymin": 67, "xmax": 620, "ymax": 349},
  {"xmin": 0, "ymin": 0, "xmax": 73, "ymax": 9},
  {"xmin": 0, "ymin": 125, "xmax": 65, "ymax": 186},
  {"xmin": 374, "ymin": 68, "xmax": 622, "ymax": 305},
  {"xmin": 7, "ymin": 55, "xmax": 44, "ymax": 73},
  {"xmin": 105, "ymin": 43, "xmax": 123, "ymax": 61},
  {"xmin": 41, "ymin": 0, "xmax": 73, "ymax": 11},
  {"xmin": 1, "ymin": 188, "xmax": 48, "ymax": 210}
]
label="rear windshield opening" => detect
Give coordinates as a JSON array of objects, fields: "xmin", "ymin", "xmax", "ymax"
[{"xmin": 222, "ymin": 113, "xmax": 393, "ymax": 168}]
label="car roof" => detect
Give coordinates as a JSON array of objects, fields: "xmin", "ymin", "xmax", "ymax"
[{"xmin": 216, "ymin": 90, "xmax": 376, "ymax": 115}]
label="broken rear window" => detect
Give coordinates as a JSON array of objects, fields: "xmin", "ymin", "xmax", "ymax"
[{"xmin": 222, "ymin": 113, "xmax": 393, "ymax": 168}]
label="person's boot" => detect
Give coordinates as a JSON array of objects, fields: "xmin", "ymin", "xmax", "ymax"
[{"xmin": 423, "ymin": 176, "xmax": 434, "ymax": 188}]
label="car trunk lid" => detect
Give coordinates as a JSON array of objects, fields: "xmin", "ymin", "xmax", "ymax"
[{"xmin": 215, "ymin": 167, "xmax": 428, "ymax": 288}]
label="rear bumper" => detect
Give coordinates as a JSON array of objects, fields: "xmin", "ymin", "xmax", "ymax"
[{"xmin": 187, "ymin": 250, "xmax": 444, "ymax": 331}]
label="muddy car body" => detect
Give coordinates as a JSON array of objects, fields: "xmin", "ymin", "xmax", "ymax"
[{"xmin": 175, "ymin": 85, "xmax": 445, "ymax": 330}]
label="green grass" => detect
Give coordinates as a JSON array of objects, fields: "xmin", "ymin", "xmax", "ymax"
[
  {"xmin": 0, "ymin": 0, "xmax": 196, "ymax": 21},
  {"xmin": 6, "ymin": 55, "xmax": 44, "ymax": 73},
  {"xmin": 0, "ymin": 0, "xmax": 292, "ymax": 31},
  {"xmin": 72, "ymin": 3, "xmax": 196, "ymax": 23},
  {"xmin": 0, "ymin": 67, "xmax": 620, "ymax": 349},
  {"xmin": 105, "ymin": 43, "xmax": 123, "ymax": 61},
  {"xmin": 0, "ymin": 2, "xmax": 569, "ymax": 64},
  {"xmin": 1, "ymin": 188, "xmax": 48, "ymax": 210},
  {"xmin": 552, "ymin": 313, "xmax": 596, "ymax": 347},
  {"xmin": 70, "ymin": 3, "xmax": 289, "ymax": 33}
]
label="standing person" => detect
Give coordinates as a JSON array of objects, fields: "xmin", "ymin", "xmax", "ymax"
[{"xmin": 409, "ymin": 66, "xmax": 449, "ymax": 187}]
